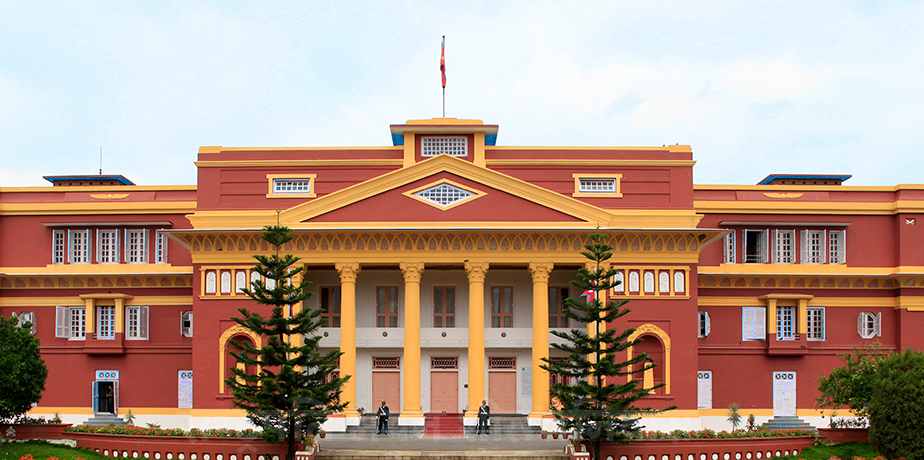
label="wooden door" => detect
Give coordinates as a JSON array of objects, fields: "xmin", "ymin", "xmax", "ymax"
[
  {"xmin": 429, "ymin": 371, "xmax": 459, "ymax": 413},
  {"xmin": 372, "ymin": 372, "xmax": 400, "ymax": 412},
  {"xmin": 488, "ymin": 371, "xmax": 517, "ymax": 413}
]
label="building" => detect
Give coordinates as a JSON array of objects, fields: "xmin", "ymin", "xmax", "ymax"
[{"xmin": 2, "ymin": 117, "xmax": 922, "ymax": 431}]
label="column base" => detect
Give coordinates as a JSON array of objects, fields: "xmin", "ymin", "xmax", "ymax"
[
  {"xmin": 528, "ymin": 410, "xmax": 551, "ymax": 422},
  {"xmin": 397, "ymin": 411, "xmax": 425, "ymax": 426},
  {"xmin": 463, "ymin": 414, "xmax": 479, "ymax": 426}
]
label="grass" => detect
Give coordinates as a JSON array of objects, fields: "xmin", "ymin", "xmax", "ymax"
[
  {"xmin": 0, "ymin": 440, "xmax": 109, "ymax": 460},
  {"xmin": 775, "ymin": 441, "xmax": 883, "ymax": 460}
]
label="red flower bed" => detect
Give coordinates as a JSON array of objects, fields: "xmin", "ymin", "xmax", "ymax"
[{"xmin": 569, "ymin": 435, "xmax": 814, "ymax": 460}]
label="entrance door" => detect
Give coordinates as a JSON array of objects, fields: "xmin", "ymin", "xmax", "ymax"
[
  {"xmin": 773, "ymin": 371, "xmax": 796, "ymax": 416},
  {"xmin": 93, "ymin": 381, "xmax": 118, "ymax": 415},
  {"xmin": 488, "ymin": 371, "xmax": 517, "ymax": 413},
  {"xmin": 372, "ymin": 372, "xmax": 400, "ymax": 412},
  {"xmin": 430, "ymin": 371, "xmax": 459, "ymax": 413}
]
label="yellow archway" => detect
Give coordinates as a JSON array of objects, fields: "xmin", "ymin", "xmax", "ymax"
[{"xmin": 626, "ymin": 324, "xmax": 671, "ymax": 394}]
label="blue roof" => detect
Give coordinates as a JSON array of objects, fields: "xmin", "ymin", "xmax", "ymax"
[
  {"xmin": 758, "ymin": 174, "xmax": 851, "ymax": 185},
  {"xmin": 43, "ymin": 175, "xmax": 135, "ymax": 185}
]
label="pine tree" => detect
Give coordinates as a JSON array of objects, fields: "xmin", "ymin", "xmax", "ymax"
[
  {"xmin": 0, "ymin": 314, "xmax": 48, "ymax": 422},
  {"xmin": 226, "ymin": 225, "xmax": 348, "ymax": 460},
  {"xmin": 541, "ymin": 233, "xmax": 674, "ymax": 459}
]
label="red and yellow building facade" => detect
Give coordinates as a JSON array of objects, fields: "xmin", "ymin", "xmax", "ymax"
[{"xmin": 2, "ymin": 117, "xmax": 923, "ymax": 431}]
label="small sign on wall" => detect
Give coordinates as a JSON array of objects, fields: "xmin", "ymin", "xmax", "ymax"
[
  {"xmin": 178, "ymin": 370, "xmax": 193, "ymax": 408},
  {"xmin": 96, "ymin": 370, "xmax": 119, "ymax": 380}
]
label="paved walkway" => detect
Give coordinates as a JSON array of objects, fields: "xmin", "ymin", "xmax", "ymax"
[{"xmin": 315, "ymin": 434, "xmax": 570, "ymax": 458}]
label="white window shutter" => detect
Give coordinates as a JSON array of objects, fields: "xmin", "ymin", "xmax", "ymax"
[
  {"xmin": 755, "ymin": 307, "xmax": 766, "ymax": 338},
  {"xmin": 820, "ymin": 230, "xmax": 827, "ymax": 264},
  {"xmin": 55, "ymin": 306, "xmax": 68, "ymax": 338},
  {"xmin": 724, "ymin": 232, "xmax": 736, "ymax": 264},
  {"xmin": 771, "ymin": 229, "xmax": 779, "ymax": 263},
  {"xmin": 705, "ymin": 312, "xmax": 711, "ymax": 337},
  {"xmin": 875, "ymin": 312, "xmax": 881, "ymax": 337},
  {"xmin": 761, "ymin": 230, "xmax": 769, "ymax": 263},
  {"xmin": 140, "ymin": 306, "xmax": 150, "ymax": 339},
  {"xmin": 857, "ymin": 313, "xmax": 864, "ymax": 337}
]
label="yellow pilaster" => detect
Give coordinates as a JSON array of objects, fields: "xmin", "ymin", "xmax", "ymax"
[
  {"xmin": 403, "ymin": 133, "xmax": 416, "ymax": 167},
  {"xmin": 335, "ymin": 262, "xmax": 361, "ymax": 418},
  {"xmin": 84, "ymin": 298, "xmax": 95, "ymax": 334},
  {"xmin": 464, "ymin": 261, "xmax": 489, "ymax": 420},
  {"xmin": 473, "ymin": 132, "xmax": 486, "ymax": 167},
  {"xmin": 291, "ymin": 269, "xmax": 304, "ymax": 348},
  {"xmin": 400, "ymin": 262, "xmax": 425, "ymax": 419},
  {"xmin": 528, "ymin": 262, "xmax": 553, "ymax": 419},
  {"xmin": 114, "ymin": 298, "xmax": 125, "ymax": 334},
  {"xmin": 797, "ymin": 298, "xmax": 809, "ymax": 335},
  {"xmin": 767, "ymin": 298, "xmax": 778, "ymax": 334}
]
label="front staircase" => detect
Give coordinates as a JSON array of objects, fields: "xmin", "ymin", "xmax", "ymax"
[
  {"xmin": 466, "ymin": 414, "xmax": 542, "ymax": 436},
  {"xmin": 83, "ymin": 414, "xmax": 127, "ymax": 426},
  {"xmin": 424, "ymin": 413, "xmax": 464, "ymax": 438},
  {"xmin": 344, "ymin": 414, "xmax": 424, "ymax": 436},
  {"xmin": 762, "ymin": 416, "xmax": 815, "ymax": 431}
]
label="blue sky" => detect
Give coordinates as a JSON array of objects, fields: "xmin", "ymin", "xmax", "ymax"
[{"xmin": 1, "ymin": 1, "xmax": 922, "ymax": 186}]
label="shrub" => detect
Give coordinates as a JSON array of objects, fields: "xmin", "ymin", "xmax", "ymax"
[{"xmin": 868, "ymin": 348, "xmax": 924, "ymax": 460}]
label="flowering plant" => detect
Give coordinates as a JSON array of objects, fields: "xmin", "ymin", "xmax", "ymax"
[
  {"xmin": 66, "ymin": 424, "xmax": 261, "ymax": 438},
  {"xmin": 632, "ymin": 428, "xmax": 815, "ymax": 439}
]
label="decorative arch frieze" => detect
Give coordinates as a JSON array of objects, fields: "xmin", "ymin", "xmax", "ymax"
[
  {"xmin": 0, "ymin": 275, "xmax": 190, "ymax": 290},
  {"xmin": 698, "ymin": 275, "xmax": 913, "ymax": 289}
]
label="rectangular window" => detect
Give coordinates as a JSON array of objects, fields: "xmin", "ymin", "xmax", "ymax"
[
  {"xmin": 273, "ymin": 178, "xmax": 312, "ymax": 193},
  {"xmin": 97, "ymin": 229, "xmax": 119, "ymax": 264},
  {"xmin": 744, "ymin": 229, "xmax": 768, "ymax": 263},
  {"xmin": 376, "ymin": 287, "xmax": 399, "ymax": 328},
  {"xmin": 806, "ymin": 307, "xmax": 825, "ymax": 341},
  {"xmin": 155, "ymin": 231, "xmax": 169, "ymax": 264},
  {"xmin": 776, "ymin": 306, "xmax": 795, "ymax": 341},
  {"xmin": 491, "ymin": 286, "xmax": 514, "ymax": 328},
  {"xmin": 579, "ymin": 178, "xmax": 617, "ymax": 193},
  {"xmin": 858, "ymin": 312, "xmax": 881, "ymax": 339},
  {"xmin": 126, "ymin": 306, "xmax": 149, "ymax": 340},
  {"xmin": 433, "ymin": 286, "xmax": 455, "ymax": 328},
  {"xmin": 181, "ymin": 311, "xmax": 193, "ymax": 337},
  {"xmin": 773, "ymin": 230, "xmax": 794, "ymax": 264},
  {"xmin": 53, "ymin": 230, "xmax": 67, "ymax": 264},
  {"xmin": 421, "ymin": 136, "xmax": 467, "ymax": 157},
  {"xmin": 829, "ymin": 230, "xmax": 846, "ymax": 265},
  {"xmin": 549, "ymin": 287, "xmax": 569, "ymax": 328},
  {"xmin": 69, "ymin": 229, "xmax": 91, "ymax": 264},
  {"xmin": 59, "ymin": 306, "xmax": 86, "ymax": 340},
  {"xmin": 742, "ymin": 306, "xmax": 766, "ymax": 340},
  {"xmin": 723, "ymin": 231, "xmax": 736, "ymax": 263},
  {"xmin": 320, "ymin": 287, "xmax": 341, "ymax": 328},
  {"xmin": 698, "ymin": 311, "xmax": 711, "ymax": 338},
  {"xmin": 15, "ymin": 312, "xmax": 36, "ymax": 335},
  {"xmin": 125, "ymin": 229, "xmax": 149, "ymax": 263},
  {"xmin": 97, "ymin": 305, "xmax": 115, "ymax": 340},
  {"xmin": 801, "ymin": 230, "xmax": 826, "ymax": 264}
]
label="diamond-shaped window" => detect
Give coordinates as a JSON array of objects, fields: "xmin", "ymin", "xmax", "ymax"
[{"xmin": 415, "ymin": 183, "xmax": 475, "ymax": 207}]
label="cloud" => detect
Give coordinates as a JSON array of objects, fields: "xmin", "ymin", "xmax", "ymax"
[{"xmin": 717, "ymin": 58, "xmax": 833, "ymax": 103}]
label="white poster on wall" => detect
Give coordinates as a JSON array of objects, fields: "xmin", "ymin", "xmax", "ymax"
[
  {"xmin": 178, "ymin": 370, "xmax": 193, "ymax": 409},
  {"xmin": 773, "ymin": 371, "xmax": 796, "ymax": 417},
  {"xmin": 697, "ymin": 371, "xmax": 712, "ymax": 409}
]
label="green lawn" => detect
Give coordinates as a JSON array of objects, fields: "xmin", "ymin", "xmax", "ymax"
[
  {"xmin": 775, "ymin": 441, "xmax": 883, "ymax": 460},
  {"xmin": 0, "ymin": 441, "xmax": 109, "ymax": 460}
]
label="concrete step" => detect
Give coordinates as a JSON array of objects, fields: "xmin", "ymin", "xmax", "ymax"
[
  {"xmin": 82, "ymin": 414, "xmax": 127, "ymax": 426},
  {"xmin": 762, "ymin": 416, "xmax": 815, "ymax": 431},
  {"xmin": 346, "ymin": 415, "xmax": 424, "ymax": 436}
]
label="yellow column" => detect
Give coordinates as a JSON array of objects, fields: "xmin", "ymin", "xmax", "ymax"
[
  {"xmin": 767, "ymin": 298, "xmax": 778, "ymax": 335},
  {"xmin": 114, "ymin": 298, "xmax": 125, "ymax": 334},
  {"xmin": 528, "ymin": 262, "xmax": 553, "ymax": 420},
  {"xmin": 291, "ymin": 268, "xmax": 304, "ymax": 348},
  {"xmin": 336, "ymin": 262, "xmax": 361, "ymax": 419},
  {"xmin": 464, "ymin": 261, "xmax": 489, "ymax": 421},
  {"xmin": 797, "ymin": 298, "xmax": 809, "ymax": 335},
  {"xmin": 84, "ymin": 298, "xmax": 95, "ymax": 334},
  {"xmin": 400, "ymin": 262, "xmax": 425, "ymax": 419}
]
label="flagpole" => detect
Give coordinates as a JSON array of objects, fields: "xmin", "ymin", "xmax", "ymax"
[{"xmin": 442, "ymin": 35, "xmax": 446, "ymax": 118}]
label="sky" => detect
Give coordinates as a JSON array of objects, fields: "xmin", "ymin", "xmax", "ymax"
[{"xmin": 1, "ymin": 1, "xmax": 922, "ymax": 187}]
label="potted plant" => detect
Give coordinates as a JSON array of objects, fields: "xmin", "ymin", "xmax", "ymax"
[
  {"xmin": 319, "ymin": 429, "xmax": 326, "ymax": 438},
  {"xmin": 552, "ymin": 431, "xmax": 560, "ymax": 439},
  {"xmin": 541, "ymin": 430, "xmax": 549, "ymax": 439},
  {"xmin": 563, "ymin": 431, "xmax": 570, "ymax": 439}
]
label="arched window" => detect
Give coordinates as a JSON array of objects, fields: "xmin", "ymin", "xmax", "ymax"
[{"xmin": 633, "ymin": 334, "xmax": 665, "ymax": 396}]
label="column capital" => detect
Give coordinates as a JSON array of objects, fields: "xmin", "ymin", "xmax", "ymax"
[
  {"xmin": 335, "ymin": 262, "xmax": 361, "ymax": 283},
  {"xmin": 400, "ymin": 262, "xmax": 425, "ymax": 282},
  {"xmin": 528, "ymin": 262, "xmax": 554, "ymax": 283},
  {"xmin": 464, "ymin": 261, "xmax": 490, "ymax": 282}
]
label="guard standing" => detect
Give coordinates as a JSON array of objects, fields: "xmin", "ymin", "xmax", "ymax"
[
  {"xmin": 476, "ymin": 400, "xmax": 490, "ymax": 435},
  {"xmin": 376, "ymin": 400, "xmax": 390, "ymax": 435}
]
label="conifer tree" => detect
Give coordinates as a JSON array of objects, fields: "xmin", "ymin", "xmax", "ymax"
[
  {"xmin": 0, "ymin": 314, "xmax": 48, "ymax": 422},
  {"xmin": 226, "ymin": 225, "xmax": 347, "ymax": 460},
  {"xmin": 541, "ymin": 233, "xmax": 674, "ymax": 459}
]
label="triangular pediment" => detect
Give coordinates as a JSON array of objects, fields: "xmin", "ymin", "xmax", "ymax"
[{"xmin": 278, "ymin": 155, "xmax": 613, "ymax": 227}]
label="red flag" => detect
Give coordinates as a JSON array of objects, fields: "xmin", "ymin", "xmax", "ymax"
[
  {"xmin": 580, "ymin": 289, "xmax": 595, "ymax": 303},
  {"xmin": 440, "ymin": 36, "xmax": 446, "ymax": 89}
]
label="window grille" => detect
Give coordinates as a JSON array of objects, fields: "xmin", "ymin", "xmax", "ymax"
[
  {"xmin": 858, "ymin": 312, "xmax": 881, "ymax": 338},
  {"xmin": 421, "ymin": 136, "xmax": 467, "ymax": 157},
  {"xmin": 773, "ymin": 230, "xmax": 794, "ymax": 264},
  {"xmin": 806, "ymin": 307, "xmax": 825, "ymax": 341},
  {"xmin": 578, "ymin": 178, "xmax": 617, "ymax": 193},
  {"xmin": 97, "ymin": 229, "xmax": 119, "ymax": 263},
  {"xmin": 801, "ymin": 230, "xmax": 826, "ymax": 264},
  {"xmin": 723, "ymin": 231, "xmax": 736, "ymax": 264},
  {"xmin": 698, "ymin": 311, "xmax": 711, "ymax": 338},
  {"xmin": 69, "ymin": 230, "xmax": 91, "ymax": 264},
  {"xmin": 488, "ymin": 357, "xmax": 516, "ymax": 369},
  {"xmin": 126, "ymin": 306, "xmax": 149, "ymax": 340},
  {"xmin": 53, "ymin": 230, "xmax": 66, "ymax": 264},
  {"xmin": 98, "ymin": 305, "xmax": 115, "ymax": 340},
  {"xmin": 414, "ymin": 183, "xmax": 475, "ymax": 207},
  {"xmin": 15, "ymin": 312, "xmax": 36, "ymax": 334},
  {"xmin": 273, "ymin": 179, "xmax": 312, "ymax": 193},
  {"xmin": 776, "ymin": 306, "xmax": 795, "ymax": 341},
  {"xmin": 372, "ymin": 357, "xmax": 400, "ymax": 369},
  {"xmin": 125, "ymin": 229, "xmax": 148, "ymax": 264},
  {"xmin": 829, "ymin": 230, "xmax": 846, "ymax": 264},
  {"xmin": 155, "ymin": 230, "xmax": 168, "ymax": 264},
  {"xmin": 431, "ymin": 357, "xmax": 459, "ymax": 369}
]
